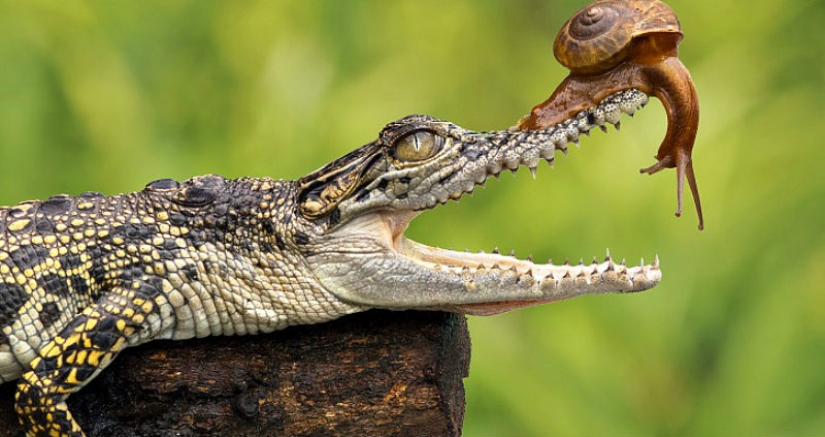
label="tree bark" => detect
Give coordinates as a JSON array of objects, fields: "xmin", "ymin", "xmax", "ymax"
[{"xmin": 0, "ymin": 310, "xmax": 470, "ymax": 437}]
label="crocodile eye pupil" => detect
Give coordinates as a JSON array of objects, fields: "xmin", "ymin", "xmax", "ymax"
[{"xmin": 393, "ymin": 131, "xmax": 443, "ymax": 162}]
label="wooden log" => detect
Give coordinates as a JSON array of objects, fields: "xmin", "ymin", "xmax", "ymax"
[{"xmin": 0, "ymin": 310, "xmax": 470, "ymax": 437}]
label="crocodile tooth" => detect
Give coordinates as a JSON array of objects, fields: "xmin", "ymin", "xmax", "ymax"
[
  {"xmin": 492, "ymin": 247, "xmax": 500, "ymax": 254},
  {"xmin": 563, "ymin": 258, "xmax": 570, "ymax": 266},
  {"xmin": 529, "ymin": 166, "xmax": 538, "ymax": 180},
  {"xmin": 508, "ymin": 249, "xmax": 516, "ymax": 257},
  {"xmin": 653, "ymin": 255, "xmax": 660, "ymax": 270},
  {"xmin": 614, "ymin": 121, "xmax": 621, "ymax": 131},
  {"xmin": 599, "ymin": 124, "xmax": 608, "ymax": 133},
  {"xmin": 527, "ymin": 254, "xmax": 533, "ymax": 262}
]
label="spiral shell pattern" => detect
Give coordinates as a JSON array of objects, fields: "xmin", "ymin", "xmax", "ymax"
[{"xmin": 554, "ymin": 0, "xmax": 681, "ymax": 75}]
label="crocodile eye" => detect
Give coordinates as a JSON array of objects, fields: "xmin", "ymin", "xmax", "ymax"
[{"xmin": 393, "ymin": 131, "xmax": 444, "ymax": 162}]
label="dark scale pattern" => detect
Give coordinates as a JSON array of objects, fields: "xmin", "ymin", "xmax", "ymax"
[{"xmin": 0, "ymin": 174, "xmax": 314, "ymax": 437}]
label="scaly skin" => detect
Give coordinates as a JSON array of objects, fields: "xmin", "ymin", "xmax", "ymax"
[{"xmin": 0, "ymin": 88, "xmax": 659, "ymax": 437}]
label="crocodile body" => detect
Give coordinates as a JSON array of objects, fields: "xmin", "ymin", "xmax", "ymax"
[{"xmin": 1, "ymin": 89, "xmax": 660, "ymax": 437}]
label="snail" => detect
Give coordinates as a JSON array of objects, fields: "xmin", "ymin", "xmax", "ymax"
[{"xmin": 518, "ymin": 0, "xmax": 703, "ymax": 230}]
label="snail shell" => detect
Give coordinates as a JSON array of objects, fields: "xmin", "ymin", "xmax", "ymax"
[{"xmin": 554, "ymin": 0, "xmax": 682, "ymax": 75}]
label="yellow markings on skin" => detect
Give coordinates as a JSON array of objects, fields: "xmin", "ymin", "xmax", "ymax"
[
  {"xmin": 70, "ymin": 218, "xmax": 85, "ymax": 227},
  {"xmin": 43, "ymin": 235, "xmax": 57, "ymax": 245},
  {"xmin": 94, "ymin": 218, "xmax": 107, "ymax": 226},
  {"xmin": 86, "ymin": 350, "xmax": 102, "ymax": 367},
  {"xmin": 76, "ymin": 201, "xmax": 94, "ymax": 211},
  {"xmin": 140, "ymin": 301, "xmax": 153, "ymax": 314},
  {"xmin": 72, "ymin": 232, "xmax": 84, "ymax": 241},
  {"xmin": 84, "ymin": 229, "xmax": 96, "ymax": 238},
  {"xmin": 8, "ymin": 219, "xmax": 31, "ymax": 232},
  {"xmin": 0, "ymin": 265, "xmax": 9, "ymax": 275},
  {"xmin": 65, "ymin": 368, "xmax": 80, "ymax": 385},
  {"xmin": 98, "ymin": 229, "xmax": 109, "ymax": 238},
  {"xmin": 59, "ymin": 235, "xmax": 71, "ymax": 244},
  {"xmin": 142, "ymin": 216, "xmax": 155, "ymax": 225},
  {"xmin": 175, "ymin": 238, "xmax": 187, "ymax": 248},
  {"xmin": 158, "ymin": 223, "xmax": 170, "ymax": 233},
  {"xmin": 154, "ymin": 263, "xmax": 166, "ymax": 276},
  {"xmin": 54, "ymin": 223, "xmax": 68, "ymax": 232},
  {"xmin": 115, "ymin": 319, "xmax": 126, "ymax": 331},
  {"xmin": 152, "ymin": 236, "xmax": 164, "ymax": 246},
  {"xmin": 112, "ymin": 236, "xmax": 125, "ymax": 245},
  {"xmin": 156, "ymin": 211, "xmax": 169, "ymax": 221},
  {"xmin": 31, "ymin": 235, "xmax": 43, "ymax": 245},
  {"xmin": 15, "ymin": 274, "xmax": 26, "ymax": 285},
  {"xmin": 170, "ymin": 227, "xmax": 181, "ymax": 237}
]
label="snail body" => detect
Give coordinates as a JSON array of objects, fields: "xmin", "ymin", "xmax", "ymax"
[{"xmin": 518, "ymin": 0, "xmax": 703, "ymax": 229}]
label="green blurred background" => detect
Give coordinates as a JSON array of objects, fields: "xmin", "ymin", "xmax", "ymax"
[{"xmin": 0, "ymin": 0, "xmax": 823, "ymax": 435}]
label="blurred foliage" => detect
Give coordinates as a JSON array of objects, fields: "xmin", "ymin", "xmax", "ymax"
[{"xmin": 0, "ymin": 0, "xmax": 823, "ymax": 435}]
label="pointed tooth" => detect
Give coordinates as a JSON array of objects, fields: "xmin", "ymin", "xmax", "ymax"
[
  {"xmin": 653, "ymin": 254, "xmax": 660, "ymax": 269},
  {"xmin": 527, "ymin": 254, "xmax": 533, "ymax": 262},
  {"xmin": 508, "ymin": 249, "xmax": 516, "ymax": 257},
  {"xmin": 607, "ymin": 259, "xmax": 616, "ymax": 271},
  {"xmin": 614, "ymin": 121, "xmax": 621, "ymax": 131},
  {"xmin": 462, "ymin": 265, "xmax": 471, "ymax": 273},
  {"xmin": 640, "ymin": 257, "xmax": 645, "ymax": 267},
  {"xmin": 547, "ymin": 258, "xmax": 553, "ymax": 265},
  {"xmin": 605, "ymin": 248, "xmax": 612, "ymax": 262},
  {"xmin": 478, "ymin": 249, "xmax": 485, "ymax": 254},
  {"xmin": 562, "ymin": 271, "xmax": 572, "ymax": 279},
  {"xmin": 591, "ymin": 256, "xmax": 599, "ymax": 265},
  {"xmin": 578, "ymin": 258, "xmax": 584, "ymax": 266},
  {"xmin": 491, "ymin": 263, "xmax": 500, "ymax": 270},
  {"xmin": 599, "ymin": 125, "xmax": 608, "ymax": 133},
  {"xmin": 492, "ymin": 247, "xmax": 500, "ymax": 254},
  {"xmin": 563, "ymin": 258, "xmax": 570, "ymax": 266},
  {"xmin": 529, "ymin": 166, "xmax": 538, "ymax": 180}
]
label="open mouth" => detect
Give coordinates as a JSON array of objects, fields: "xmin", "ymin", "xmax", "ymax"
[{"xmin": 371, "ymin": 89, "xmax": 663, "ymax": 315}]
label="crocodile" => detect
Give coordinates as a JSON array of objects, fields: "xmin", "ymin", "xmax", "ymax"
[{"xmin": 0, "ymin": 88, "xmax": 660, "ymax": 437}]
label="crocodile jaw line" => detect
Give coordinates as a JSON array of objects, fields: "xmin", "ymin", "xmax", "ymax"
[{"xmin": 310, "ymin": 89, "xmax": 662, "ymax": 315}]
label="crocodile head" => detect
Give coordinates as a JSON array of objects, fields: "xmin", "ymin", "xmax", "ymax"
[{"xmin": 296, "ymin": 89, "xmax": 660, "ymax": 315}]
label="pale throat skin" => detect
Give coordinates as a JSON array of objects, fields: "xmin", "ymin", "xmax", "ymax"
[
  {"xmin": 0, "ymin": 88, "xmax": 660, "ymax": 437},
  {"xmin": 300, "ymin": 89, "xmax": 661, "ymax": 316}
]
